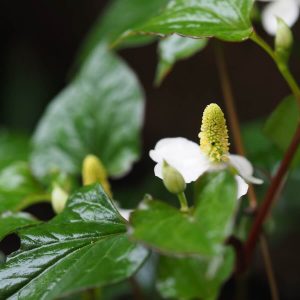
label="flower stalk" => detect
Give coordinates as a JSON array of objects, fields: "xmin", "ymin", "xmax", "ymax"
[{"xmin": 177, "ymin": 192, "xmax": 189, "ymax": 212}]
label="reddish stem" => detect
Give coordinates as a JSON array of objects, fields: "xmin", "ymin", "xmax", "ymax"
[{"xmin": 245, "ymin": 123, "xmax": 300, "ymax": 261}]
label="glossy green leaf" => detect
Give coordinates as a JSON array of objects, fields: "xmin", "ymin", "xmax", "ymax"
[
  {"xmin": 0, "ymin": 212, "xmax": 38, "ymax": 241},
  {"xmin": 130, "ymin": 171, "xmax": 237, "ymax": 256},
  {"xmin": 78, "ymin": 0, "xmax": 169, "ymax": 64},
  {"xmin": 0, "ymin": 184, "xmax": 149, "ymax": 300},
  {"xmin": 264, "ymin": 96, "xmax": 300, "ymax": 165},
  {"xmin": 134, "ymin": 0, "xmax": 254, "ymax": 42},
  {"xmin": 0, "ymin": 162, "xmax": 46, "ymax": 213},
  {"xmin": 0, "ymin": 131, "xmax": 30, "ymax": 170},
  {"xmin": 31, "ymin": 44, "xmax": 144, "ymax": 182},
  {"xmin": 156, "ymin": 35, "xmax": 208, "ymax": 85},
  {"xmin": 157, "ymin": 247, "xmax": 234, "ymax": 300}
]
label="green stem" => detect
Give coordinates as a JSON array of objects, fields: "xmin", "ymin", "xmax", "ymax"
[
  {"xmin": 177, "ymin": 192, "xmax": 188, "ymax": 212},
  {"xmin": 250, "ymin": 31, "xmax": 300, "ymax": 108}
]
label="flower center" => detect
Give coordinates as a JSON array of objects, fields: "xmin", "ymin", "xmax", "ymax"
[{"xmin": 198, "ymin": 103, "xmax": 229, "ymax": 163}]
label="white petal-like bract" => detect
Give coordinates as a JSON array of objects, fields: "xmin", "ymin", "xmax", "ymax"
[
  {"xmin": 229, "ymin": 154, "xmax": 263, "ymax": 184},
  {"xmin": 235, "ymin": 175, "xmax": 249, "ymax": 198},
  {"xmin": 149, "ymin": 138, "xmax": 263, "ymax": 199},
  {"xmin": 262, "ymin": 0, "xmax": 299, "ymax": 35},
  {"xmin": 150, "ymin": 137, "xmax": 210, "ymax": 183}
]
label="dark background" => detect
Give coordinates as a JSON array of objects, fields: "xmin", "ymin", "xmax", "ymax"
[{"xmin": 0, "ymin": 1, "xmax": 300, "ymax": 300}]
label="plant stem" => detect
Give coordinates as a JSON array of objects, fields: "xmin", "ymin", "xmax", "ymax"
[
  {"xmin": 260, "ymin": 235, "xmax": 280, "ymax": 300},
  {"xmin": 129, "ymin": 277, "xmax": 145, "ymax": 300},
  {"xmin": 214, "ymin": 43, "xmax": 257, "ymax": 209},
  {"xmin": 177, "ymin": 192, "xmax": 188, "ymax": 212},
  {"xmin": 245, "ymin": 123, "xmax": 300, "ymax": 260},
  {"xmin": 250, "ymin": 31, "xmax": 300, "ymax": 109}
]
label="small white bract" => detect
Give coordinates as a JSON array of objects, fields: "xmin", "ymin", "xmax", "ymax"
[
  {"xmin": 149, "ymin": 104, "xmax": 263, "ymax": 198},
  {"xmin": 258, "ymin": 0, "xmax": 300, "ymax": 35}
]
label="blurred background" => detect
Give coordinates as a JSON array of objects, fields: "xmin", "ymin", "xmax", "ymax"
[{"xmin": 0, "ymin": 1, "xmax": 300, "ymax": 299}]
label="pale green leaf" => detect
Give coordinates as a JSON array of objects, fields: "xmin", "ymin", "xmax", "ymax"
[{"xmin": 31, "ymin": 44, "xmax": 144, "ymax": 182}]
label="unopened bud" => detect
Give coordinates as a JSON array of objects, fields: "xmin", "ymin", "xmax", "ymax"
[
  {"xmin": 162, "ymin": 160, "xmax": 186, "ymax": 194},
  {"xmin": 82, "ymin": 154, "xmax": 112, "ymax": 197},
  {"xmin": 275, "ymin": 18, "xmax": 293, "ymax": 63},
  {"xmin": 51, "ymin": 184, "xmax": 69, "ymax": 214}
]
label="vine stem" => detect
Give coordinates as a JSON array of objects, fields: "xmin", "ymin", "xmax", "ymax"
[
  {"xmin": 250, "ymin": 31, "xmax": 300, "ymax": 109},
  {"xmin": 214, "ymin": 43, "xmax": 279, "ymax": 300},
  {"xmin": 129, "ymin": 277, "xmax": 145, "ymax": 300},
  {"xmin": 245, "ymin": 123, "xmax": 300, "ymax": 260}
]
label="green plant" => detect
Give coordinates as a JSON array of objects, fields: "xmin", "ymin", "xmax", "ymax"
[{"xmin": 1, "ymin": 1, "xmax": 300, "ymax": 299}]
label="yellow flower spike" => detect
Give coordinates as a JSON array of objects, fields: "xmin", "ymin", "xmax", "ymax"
[
  {"xmin": 82, "ymin": 154, "xmax": 112, "ymax": 197},
  {"xmin": 198, "ymin": 103, "xmax": 230, "ymax": 163}
]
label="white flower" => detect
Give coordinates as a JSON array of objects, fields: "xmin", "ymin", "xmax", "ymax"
[
  {"xmin": 258, "ymin": 0, "xmax": 300, "ymax": 35},
  {"xmin": 149, "ymin": 137, "xmax": 262, "ymax": 199},
  {"xmin": 149, "ymin": 103, "xmax": 263, "ymax": 199}
]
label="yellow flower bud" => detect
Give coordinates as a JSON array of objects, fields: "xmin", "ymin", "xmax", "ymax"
[
  {"xmin": 198, "ymin": 103, "xmax": 229, "ymax": 163},
  {"xmin": 162, "ymin": 160, "xmax": 186, "ymax": 194},
  {"xmin": 82, "ymin": 154, "xmax": 112, "ymax": 197}
]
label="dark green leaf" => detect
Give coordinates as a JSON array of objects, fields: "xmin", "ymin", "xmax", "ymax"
[
  {"xmin": 0, "ymin": 212, "xmax": 38, "ymax": 241},
  {"xmin": 134, "ymin": 0, "xmax": 254, "ymax": 42},
  {"xmin": 264, "ymin": 95, "xmax": 300, "ymax": 165},
  {"xmin": 0, "ymin": 131, "xmax": 30, "ymax": 170},
  {"xmin": 157, "ymin": 247, "xmax": 234, "ymax": 300},
  {"xmin": 31, "ymin": 44, "xmax": 144, "ymax": 182},
  {"xmin": 0, "ymin": 184, "xmax": 148, "ymax": 300},
  {"xmin": 156, "ymin": 35, "xmax": 208, "ymax": 85},
  {"xmin": 78, "ymin": 0, "xmax": 169, "ymax": 64},
  {"xmin": 0, "ymin": 162, "xmax": 46, "ymax": 213},
  {"xmin": 130, "ymin": 171, "xmax": 237, "ymax": 256}
]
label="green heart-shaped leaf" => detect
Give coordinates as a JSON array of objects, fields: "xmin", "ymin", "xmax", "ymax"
[
  {"xmin": 130, "ymin": 171, "xmax": 237, "ymax": 256},
  {"xmin": 31, "ymin": 44, "xmax": 145, "ymax": 182},
  {"xmin": 0, "ymin": 184, "xmax": 149, "ymax": 300},
  {"xmin": 134, "ymin": 0, "xmax": 254, "ymax": 42}
]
